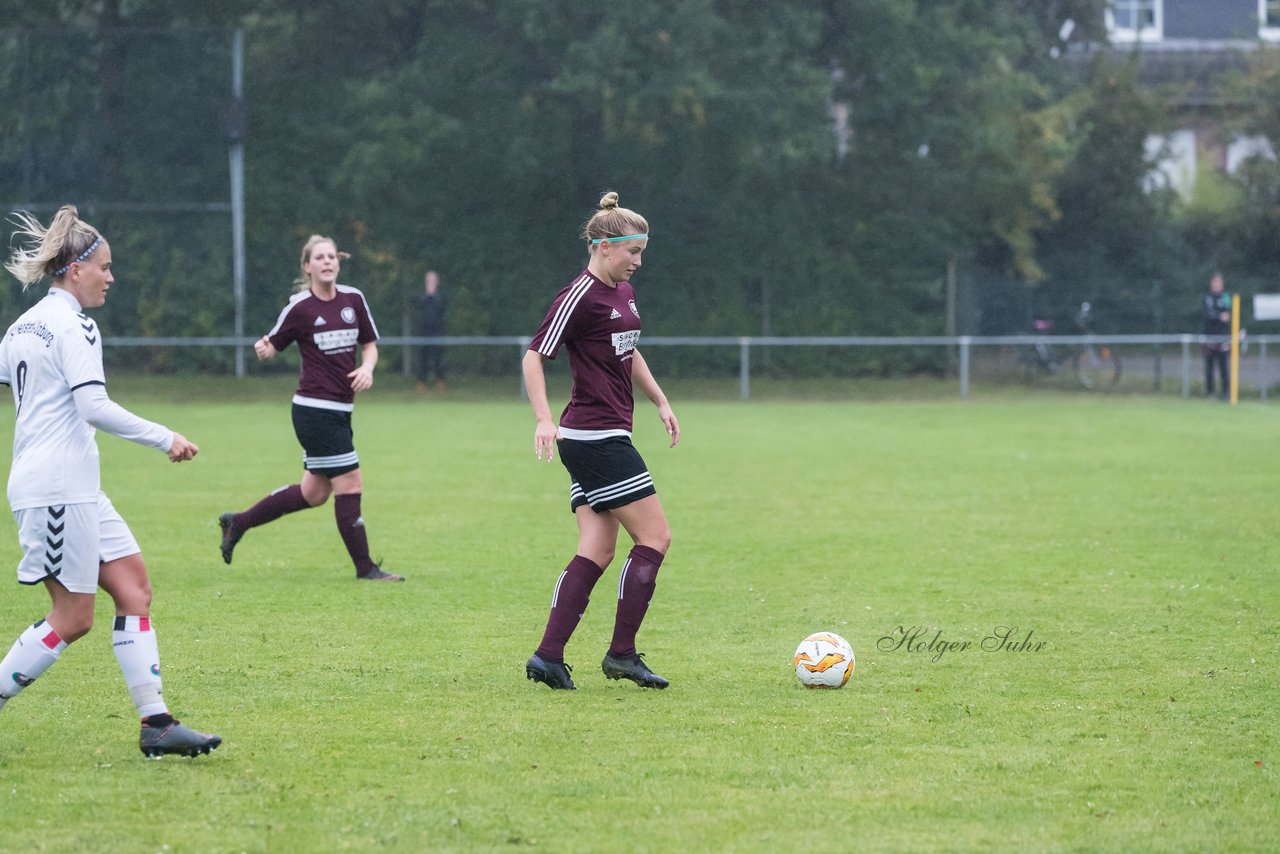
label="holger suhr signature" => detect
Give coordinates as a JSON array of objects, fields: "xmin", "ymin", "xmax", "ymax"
[{"xmin": 877, "ymin": 625, "xmax": 1046, "ymax": 663}]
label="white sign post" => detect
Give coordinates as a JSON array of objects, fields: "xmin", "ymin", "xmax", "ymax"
[{"xmin": 1254, "ymin": 294, "xmax": 1280, "ymax": 320}]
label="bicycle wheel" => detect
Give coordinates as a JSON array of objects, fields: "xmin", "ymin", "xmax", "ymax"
[{"xmin": 1072, "ymin": 344, "xmax": 1121, "ymax": 390}]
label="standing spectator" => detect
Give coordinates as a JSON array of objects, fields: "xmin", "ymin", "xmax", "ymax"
[
  {"xmin": 1202, "ymin": 272, "xmax": 1232, "ymax": 400},
  {"xmin": 415, "ymin": 270, "xmax": 447, "ymax": 393},
  {"xmin": 218, "ymin": 234, "xmax": 404, "ymax": 581},
  {"xmin": 522, "ymin": 192, "xmax": 680, "ymax": 691},
  {"xmin": 0, "ymin": 205, "xmax": 221, "ymax": 757}
]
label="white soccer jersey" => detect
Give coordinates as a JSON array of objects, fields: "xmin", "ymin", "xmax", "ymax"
[{"xmin": 0, "ymin": 289, "xmax": 168, "ymax": 510}]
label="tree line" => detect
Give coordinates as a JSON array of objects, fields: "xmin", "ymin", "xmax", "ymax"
[{"xmin": 2, "ymin": 0, "xmax": 1279, "ymax": 375}]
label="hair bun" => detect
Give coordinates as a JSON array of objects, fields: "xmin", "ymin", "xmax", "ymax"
[{"xmin": 599, "ymin": 191, "xmax": 620, "ymax": 210}]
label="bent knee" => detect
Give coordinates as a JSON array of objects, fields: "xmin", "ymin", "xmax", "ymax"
[
  {"xmin": 303, "ymin": 489, "xmax": 330, "ymax": 507},
  {"xmin": 56, "ymin": 615, "xmax": 94, "ymax": 643},
  {"xmin": 578, "ymin": 546, "xmax": 615, "ymax": 569},
  {"xmin": 641, "ymin": 527, "xmax": 671, "ymax": 555},
  {"xmin": 133, "ymin": 584, "xmax": 153, "ymax": 613}
]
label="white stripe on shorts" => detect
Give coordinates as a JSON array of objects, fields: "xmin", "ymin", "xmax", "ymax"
[
  {"xmin": 585, "ymin": 472, "xmax": 653, "ymax": 505},
  {"xmin": 304, "ymin": 450, "xmax": 360, "ymax": 469}
]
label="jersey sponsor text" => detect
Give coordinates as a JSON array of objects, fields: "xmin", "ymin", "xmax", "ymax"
[
  {"xmin": 612, "ymin": 329, "xmax": 640, "ymax": 356},
  {"xmin": 313, "ymin": 328, "xmax": 360, "ymax": 352}
]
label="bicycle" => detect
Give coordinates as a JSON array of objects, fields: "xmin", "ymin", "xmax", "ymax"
[{"xmin": 1021, "ymin": 301, "xmax": 1122, "ymax": 390}]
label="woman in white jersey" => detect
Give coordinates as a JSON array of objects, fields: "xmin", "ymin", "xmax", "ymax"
[
  {"xmin": 522, "ymin": 192, "xmax": 680, "ymax": 691},
  {"xmin": 0, "ymin": 205, "xmax": 220, "ymax": 758},
  {"xmin": 217, "ymin": 235, "xmax": 402, "ymax": 581}
]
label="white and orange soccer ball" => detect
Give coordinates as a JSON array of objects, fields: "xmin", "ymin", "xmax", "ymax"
[{"xmin": 793, "ymin": 632, "xmax": 855, "ymax": 688}]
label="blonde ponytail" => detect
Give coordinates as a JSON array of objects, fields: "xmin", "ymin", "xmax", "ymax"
[{"xmin": 4, "ymin": 205, "xmax": 102, "ymax": 290}]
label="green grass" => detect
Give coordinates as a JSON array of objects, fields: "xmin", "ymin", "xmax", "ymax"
[{"xmin": 0, "ymin": 382, "xmax": 1276, "ymax": 852}]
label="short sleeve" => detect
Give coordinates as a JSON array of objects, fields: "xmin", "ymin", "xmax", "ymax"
[
  {"xmin": 357, "ymin": 293, "xmax": 379, "ymax": 345},
  {"xmin": 60, "ymin": 316, "xmax": 106, "ymax": 391},
  {"xmin": 266, "ymin": 299, "xmax": 300, "ymax": 352},
  {"xmin": 529, "ymin": 280, "xmax": 590, "ymax": 359}
]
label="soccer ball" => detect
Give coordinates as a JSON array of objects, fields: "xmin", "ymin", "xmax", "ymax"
[{"xmin": 793, "ymin": 632, "xmax": 855, "ymax": 689}]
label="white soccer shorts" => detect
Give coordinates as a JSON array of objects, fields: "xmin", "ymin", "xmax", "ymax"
[{"xmin": 13, "ymin": 492, "xmax": 140, "ymax": 594}]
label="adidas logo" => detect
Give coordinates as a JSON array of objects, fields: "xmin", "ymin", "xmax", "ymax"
[
  {"xmin": 314, "ymin": 316, "xmax": 327, "ymax": 326},
  {"xmin": 610, "ymin": 309, "xmax": 622, "ymax": 319}
]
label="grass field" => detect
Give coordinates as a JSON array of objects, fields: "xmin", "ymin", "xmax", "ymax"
[{"xmin": 0, "ymin": 378, "xmax": 1275, "ymax": 852}]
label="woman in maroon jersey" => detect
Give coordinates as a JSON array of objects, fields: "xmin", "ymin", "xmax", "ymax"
[
  {"xmin": 218, "ymin": 235, "xmax": 403, "ymax": 581},
  {"xmin": 522, "ymin": 192, "xmax": 680, "ymax": 690}
]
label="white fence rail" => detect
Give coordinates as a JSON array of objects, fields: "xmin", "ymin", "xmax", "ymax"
[{"xmin": 103, "ymin": 333, "xmax": 1280, "ymax": 400}]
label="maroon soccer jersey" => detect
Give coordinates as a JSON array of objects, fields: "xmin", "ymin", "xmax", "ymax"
[
  {"xmin": 529, "ymin": 270, "xmax": 642, "ymax": 435},
  {"xmin": 266, "ymin": 285, "xmax": 379, "ymax": 408}
]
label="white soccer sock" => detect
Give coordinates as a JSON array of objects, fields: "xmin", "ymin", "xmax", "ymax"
[
  {"xmin": 0, "ymin": 620, "xmax": 68, "ymax": 707},
  {"xmin": 111, "ymin": 615, "xmax": 168, "ymax": 718}
]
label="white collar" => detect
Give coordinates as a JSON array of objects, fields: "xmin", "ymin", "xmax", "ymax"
[{"xmin": 47, "ymin": 287, "xmax": 84, "ymax": 313}]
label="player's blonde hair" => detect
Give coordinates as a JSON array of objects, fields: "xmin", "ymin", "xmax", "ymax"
[
  {"xmin": 4, "ymin": 205, "xmax": 103, "ymax": 291},
  {"xmin": 293, "ymin": 233, "xmax": 350, "ymax": 292},
  {"xmin": 580, "ymin": 192, "xmax": 649, "ymax": 250}
]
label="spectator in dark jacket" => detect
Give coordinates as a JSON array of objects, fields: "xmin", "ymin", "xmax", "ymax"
[
  {"xmin": 416, "ymin": 270, "xmax": 447, "ymax": 393},
  {"xmin": 1202, "ymin": 272, "xmax": 1232, "ymax": 400}
]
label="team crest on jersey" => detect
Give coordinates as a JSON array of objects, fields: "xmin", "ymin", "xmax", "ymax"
[
  {"xmin": 628, "ymin": 300, "xmax": 640, "ymax": 318},
  {"xmin": 610, "ymin": 309, "xmax": 622, "ymax": 319},
  {"xmin": 341, "ymin": 307, "xmax": 357, "ymax": 324}
]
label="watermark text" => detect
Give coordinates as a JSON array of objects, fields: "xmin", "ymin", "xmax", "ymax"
[{"xmin": 877, "ymin": 625, "xmax": 1046, "ymax": 662}]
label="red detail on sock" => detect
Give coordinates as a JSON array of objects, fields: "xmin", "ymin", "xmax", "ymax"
[
  {"xmin": 41, "ymin": 629, "xmax": 63, "ymax": 649},
  {"xmin": 139, "ymin": 616, "xmax": 151, "ymax": 632}
]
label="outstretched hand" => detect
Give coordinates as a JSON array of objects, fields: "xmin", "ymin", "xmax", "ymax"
[{"xmin": 168, "ymin": 432, "xmax": 199, "ymax": 462}]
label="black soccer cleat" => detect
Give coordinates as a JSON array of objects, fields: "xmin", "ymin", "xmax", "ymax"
[
  {"xmin": 526, "ymin": 654, "xmax": 576, "ymax": 690},
  {"xmin": 602, "ymin": 651, "xmax": 669, "ymax": 689},
  {"xmin": 218, "ymin": 513, "xmax": 243, "ymax": 565},
  {"xmin": 357, "ymin": 562, "xmax": 405, "ymax": 582},
  {"xmin": 139, "ymin": 720, "xmax": 222, "ymax": 759}
]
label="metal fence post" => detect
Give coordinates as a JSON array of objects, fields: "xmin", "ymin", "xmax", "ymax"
[
  {"xmin": 739, "ymin": 337, "xmax": 751, "ymax": 400},
  {"xmin": 1180, "ymin": 335, "xmax": 1191, "ymax": 399},
  {"xmin": 959, "ymin": 336, "xmax": 971, "ymax": 399},
  {"xmin": 229, "ymin": 28, "xmax": 247, "ymax": 379},
  {"xmin": 1261, "ymin": 340, "xmax": 1269, "ymax": 402},
  {"xmin": 518, "ymin": 337, "xmax": 530, "ymax": 401}
]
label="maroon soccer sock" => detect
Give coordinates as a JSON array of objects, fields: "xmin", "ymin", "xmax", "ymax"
[
  {"xmin": 609, "ymin": 545, "xmax": 665, "ymax": 659},
  {"xmin": 334, "ymin": 493, "xmax": 377, "ymax": 576},
  {"xmin": 535, "ymin": 555, "xmax": 605, "ymax": 662},
  {"xmin": 234, "ymin": 484, "xmax": 310, "ymax": 531}
]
